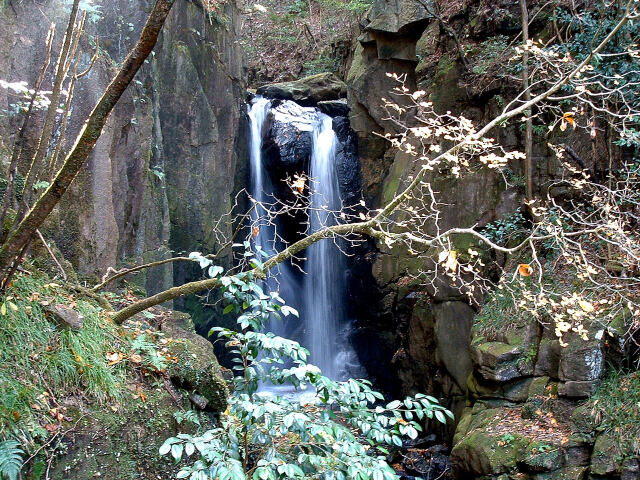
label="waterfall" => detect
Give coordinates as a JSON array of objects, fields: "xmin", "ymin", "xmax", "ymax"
[
  {"xmin": 247, "ymin": 96, "xmax": 362, "ymax": 382},
  {"xmin": 304, "ymin": 114, "xmax": 346, "ymax": 380},
  {"xmin": 248, "ymin": 96, "xmax": 271, "ymax": 254}
]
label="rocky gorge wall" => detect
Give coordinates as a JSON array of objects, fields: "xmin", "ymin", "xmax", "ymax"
[
  {"xmin": 344, "ymin": 0, "xmax": 639, "ymax": 478},
  {"xmin": 0, "ymin": 0, "xmax": 247, "ymax": 299}
]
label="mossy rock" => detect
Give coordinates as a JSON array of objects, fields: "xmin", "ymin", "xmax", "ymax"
[
  {"xmin": 517, "ymin": 441, "xmax": 565, "ymax": 473},
  {"xmin": 452, "ymin": 406, "xmax": 473, "ymax": 445},
  {"xmin": 256, "ymin": 72, "xmax": 347, "ymax": 105},
  {"xmin": 528, "ymin": 376, "xmax": 550, "ymax": 399},
  {"xmin": 590, "ymin": 433, "xmax": 620, "ymax": 476},
  {"xmin": 160, "ymin": 310, "xmax": 229, "ymax": 413},
  {"xmin": 50, "ymin": 383, "xmax": 195, "ymax": 480},
  {"xmin": 451, "ymin": 428, "xmax": 530, "ymax": 477}
]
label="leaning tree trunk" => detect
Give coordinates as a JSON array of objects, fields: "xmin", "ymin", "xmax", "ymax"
[{"xmin": 0, "ymin": 0, "xmax": 176, "ymax": 283}]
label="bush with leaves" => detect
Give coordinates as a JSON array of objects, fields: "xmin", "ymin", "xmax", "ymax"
[{"xmin": 160, "ymin": 248, "xmax": 452, "ymax": 480}]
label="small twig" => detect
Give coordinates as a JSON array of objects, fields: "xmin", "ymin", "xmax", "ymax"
[
  {"xmin": 36, "ymin": 230, "xmax": 67, "ymax": 281},
  {"xmin": 21, "ymin": 414, "xmax": 88, "ymax": 468},
  {"xmin": 160, "ymin": 371, "xmax": 184, "ymax": 408}
]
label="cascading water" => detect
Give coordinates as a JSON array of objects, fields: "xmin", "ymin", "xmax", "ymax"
[
  {"xmin": 304, "ymin": 114, "xmax": 350, "ymax": 379},
  {"xmin": 247, "ymin": 96, "xmax": 271, "ymax": 254},
  {"xmin": 247, "ymin": 96, "xmax": 362, "ymax": 381}
]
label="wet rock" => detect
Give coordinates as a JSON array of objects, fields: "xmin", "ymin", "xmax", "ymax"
[
  {"xmin": 46, "ymin": 304, "xmax": 83, "ymax": 330},
  {"xmin": 333, "ymin": 116, "xmax": 362, "ymax": 208},
  {"xmin": 256, "ymin": 73, "xmax": 347, "ymax": 106},
  {"xmin": 317, "ymin": 99, "xmax": 350, "ymax": 117},
  {"xmin": 402, "ymin": 447, "xmax": 451, "ymax": 479},
  {"xmin": 262, "ymin": 101, "xmax": 316, "ymax": 170}
]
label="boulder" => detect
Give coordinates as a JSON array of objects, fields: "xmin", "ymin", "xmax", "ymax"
[
  {"xmin": 471, "ymin": 317, "xmax": 539, "ymax": 382},
  {"xmin": 451, "ymin": 428, "xmax": 530, "ymax": 477},
  {"xmin": 160, "ymin": 311, "xmax": 229, "ymax": 413},
  {"xmin": 557, "ymin": 380, "xmax": 596, "ymax": 399},
  {"xmin": 622, "ymin": 458, "xmax": 640, "ymax": 480},
  {"xmin": 528, "ymin": 376, "xmax": 550, "ymax": 398},
  {"xmin": 262, "ymin": 101, "xmax": 316, "ymax": 170},
  {"xmin": 534, "ymin": 327, "xmax": 562, "ymax": 378},
  {"xmin": 558, "ymin": 341, "xmax": 603, "ymax": 382},
  {"xmin": 256, "ymin": 73, "xmax": 347, "ymax": 106},
  {"xmin": 472, "ymin": 341, "xmax": 524, "ymax": 382},
  {"xmin": 517, "ymin": 441, "xmax": 565, "ymax": 473},
  {"xmin": 46, "ymin": 304, "xmax": 84, "ymax": 330},
  {"xmin": 590, "ymin": 433, "xmax": 620, "ymax": 476},
  {"xmin": 364, "ymin": 0, "xmax": 433, "ymax": 37},
  {"xmin": 317, "ymin": 99, "xmax": 350, "ymax": 117}
]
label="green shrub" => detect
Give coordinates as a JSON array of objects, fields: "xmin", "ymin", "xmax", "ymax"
[{"xmin": 161, "ymin": 250, "xmax": 453, "ymax": 480}]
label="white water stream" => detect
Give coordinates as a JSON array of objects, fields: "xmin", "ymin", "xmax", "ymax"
[{"xmin": 247, "ymin": 97, "xmax": 362, "ymax": 382}]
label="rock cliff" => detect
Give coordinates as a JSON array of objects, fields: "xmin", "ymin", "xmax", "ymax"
[
  {"xmin": 0, "ymin": 0, "xmax": 247, "ymax": 299},
  {"xmin": 345, "ymin": 1, "xmax": 638, "ymax": 478}
]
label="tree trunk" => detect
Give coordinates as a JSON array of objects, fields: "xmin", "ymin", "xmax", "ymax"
[{"xmin": 0, "ymin": 0, "xmax": 176, "ymax": 281}]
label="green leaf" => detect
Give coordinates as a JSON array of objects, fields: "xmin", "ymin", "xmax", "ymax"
[
  {"xmin": 223, "ymin": 304, "xmax": 235, "ymax": 315},
  {"xmin": 386, "ymin": 400, "xmax": 401, "ymax": 409},
  {"xmin": 159, "ymin": 439, "xmax": 174, "ymax": 455},
  {"xmin": 171, "ymin": 443, "xmax": 184, "ymax": 461},
  {"xmin": 434, "ymin": 410, "xmax": 446, "ymax": 424}
]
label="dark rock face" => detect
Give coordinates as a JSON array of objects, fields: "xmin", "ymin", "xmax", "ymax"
[
  {"xmin": 262, "ymin": 101, "xmax": 316, "ymax": 171},
  {"xmin": 317, "ymin": 99, "xmax": 350, "ymax": 117},
  {"xmin": 333, "ymin": 116, "xmax": 361, "ymax": 208},
  {"xmin": 0, "ymin": 0, "xmax": 246, "ymax": 299},
  {"xmin": 256, "ymin": 72, "xmax": 348, "ymax": 106}
]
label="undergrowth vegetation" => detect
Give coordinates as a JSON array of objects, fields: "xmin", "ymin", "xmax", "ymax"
[
  {"xmin": 0, "ymin": 269, "xmax": 177, "ymax": 479},
  {"xmin": 588, "ymin": 369, "xmax": 640, "ymax": 458},
  {"xmin": 242, "ymin": 0, "xmax": 372, "ymax": 85},
  {"xmin": 160, "ymin": 252, "xmax": 452, "ymax": 480},
  {"xmin": 0, "ymin": 272, "xmax": 127, "ymax": 445}
]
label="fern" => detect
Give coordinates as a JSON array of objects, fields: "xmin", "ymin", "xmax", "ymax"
[{"xmin": 0, "ymin": 440, "xmax": 24, "ymax": 480}]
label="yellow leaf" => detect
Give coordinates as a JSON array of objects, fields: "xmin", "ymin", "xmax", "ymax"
[
  {"xmin": 0, "ymin": 303, "xmax": 6, "ymax": 316},
  {"xmin": 8, "ymin": 301, "xmax": 18, "ymax": 312},
  {"xmin": 578, "ymin": 300, "xmax": 594, "ymax": 313},
  {"xmin": 442, "ymin": 251, "xmax": 458, "ymax": 272}
]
